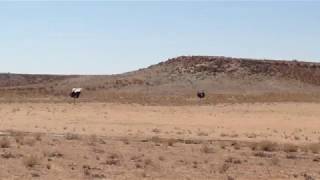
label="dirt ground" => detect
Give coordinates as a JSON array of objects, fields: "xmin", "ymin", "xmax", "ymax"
[{"xmin": 0, "ymin": 102, "xmax": 320, "ymax": 179}]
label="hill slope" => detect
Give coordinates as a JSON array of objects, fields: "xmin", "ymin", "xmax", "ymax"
[{"xmin": 1, "ymin": 56, "xmax": 320, "ymax": 104}]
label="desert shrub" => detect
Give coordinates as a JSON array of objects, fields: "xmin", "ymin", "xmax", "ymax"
[
  {"xmin": 220, "ymin": 133, "xmax": 228, "ymax": 137},
  {"xmin": 233, "ymin": 143, "xmax": 241, "ymax": 150},
  {"xmin": 83, "ymin": 165, "xmax": 91, "ymax": 176},
  {"xmin": 219, "ymin": 163, "xmax": 230, "ymax": 174},
  {"xmin": 158, "ymin": 156, "xmax": 165, "ymax": 161},
  {"xmin": 149, "ymin": 136, "xmax": 161, "ymax": 143},
  {"xmin": 305, "ymin": 143, "xmax": 320, "ymax": 154},
  {"xmin": 144, "ymin": 158, "xmax": 153, "ymax": 166},
  {"xmin": 229, "ymin": 133, "xmax": 239, "ymax": 138},
  {"xmin": 294, "ymin": 136, "xmax": 300, "ymax": 141},
  {"xmin": 122, "ymin": 138, "xmax": 130, "ymax": 145},
  {"xmin": 225, "ymin": 157, "xmax": 241, "ymax": 164},
  {"xmin": 251, "ymin": 141, "xmax": 278, "ymax": 152},
  {"xmin": 24, "ymin": 138, "xmax": 36, "ymax": 146},
  {"xmin": 34, "ymin": 133, "xmax": 42, "ymax": 141},
  {"xmin": 14, "ymin": 133, "xmax": 25, "ymax": 145},
  {"xmin": 0, "ymin": 137, "xmax": 10, "ymax": 148},
  {"xmin": 23, "ymin": 155, "xmax": 40, "ymax": 168},
  {"xmin": 152, "ymin": 128, "xmax": 161, "ymax": 134},
  {"xmin": 167, "ymin": 139, "xmax": 175, "ymax": 146},
  {"xmin": 286, "ymin": 154, "xmax": 297, "ymax": 159},
  {"xmin": 270, "ymin": 157, "xmax": 280, "ymax": 166},
  {"xmin": 220, "ymin": 142, "xmax": 227, "ymax": 149},
  {"xmin": 246, "ymin": 133, "xmax": 257, "ymax": 139},
  {"xmin": 1, "ymin": 151, "xmax": 15, "ymax": 159},
  {"xmin": 253, "ymin": 151, "xmax": 273, "ymax": 158},
  {"xmin": 45, "ymin": 151, "xmax": 63, "ymax": 158},
  {"xmin": 184, "ymin": 139, "xmax": 202, "ymax": 144},
  {"xmin": 88, "ymin": 134, "xmax": 98, "ymax": 146},
  {"xmin": 105, "ymin": 153, "xmax": 121, "ymax": 166},
  {"xmin": 282, "ymin": 143, "xmax": 299, "ymax": 153},
  {"xmin": 197, "ymin": 131, "xmax": 209, "ymax": 136},
  {"xmin": 192, "ymin": 161, "xmax": 198, "ymax": 169},
  {"xmin": 200, "ymin": 144, "xmax": 214, "ymax": 154},
  {"xmin": 65, "ymin": 133, "xmax": 80, "ymax": 140}
]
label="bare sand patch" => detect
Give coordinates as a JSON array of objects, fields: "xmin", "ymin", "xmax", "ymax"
[
  {"xmin": 1, "ymin": 102, "xmax": 319, "ymax": 143},
  {"xmin": 0, "ymin": 102, "xmax": 319, "ymax": 179}
]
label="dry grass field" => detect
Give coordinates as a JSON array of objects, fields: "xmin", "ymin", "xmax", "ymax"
[
  {"xmin": 1, "ymin": 57, "xmax": 320, "ymax": 179},
  {"xmin": 0, "ymin": 102, "xmax": 320, "ymax": 180}
]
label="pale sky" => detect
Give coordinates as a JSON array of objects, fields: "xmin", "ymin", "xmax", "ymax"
[{"xmin": 0, "ymin": 1, "xmax": 319, "ymax": 74}]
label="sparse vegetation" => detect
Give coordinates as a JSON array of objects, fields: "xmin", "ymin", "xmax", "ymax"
[
  {"xmin": 0, "ymin": 130, "xmax": 317, "ymax": 179},
  {"xmin": 0, "ymin": 89, "xmax": 320, "ymax": 179}
]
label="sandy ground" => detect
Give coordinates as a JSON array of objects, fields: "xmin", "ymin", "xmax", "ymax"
[
  {"xmin": 0, "ymin": 102, "xmax": 320, "ymax": 180},
  {"xmin": 1, "ymin": 102, "xmax": 320, "ymax": 143}
]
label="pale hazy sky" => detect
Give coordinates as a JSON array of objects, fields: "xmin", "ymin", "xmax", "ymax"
[{"xmin": 0, "ymin": 1, "xmax": 319, "ymax": 74}]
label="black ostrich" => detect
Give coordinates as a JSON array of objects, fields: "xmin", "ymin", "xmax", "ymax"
[
  {"xmin": 70, "ymin": 88, "xmax": 82, "ymax": 104},
  {"xmin": 197, "ymin": 90, "xmax": 205, "ymax": 99}
]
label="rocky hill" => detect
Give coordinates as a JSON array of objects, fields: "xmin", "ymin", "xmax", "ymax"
[{"xmin": 1, "ymin": 56, "xmax": 320, "ymax": 104}]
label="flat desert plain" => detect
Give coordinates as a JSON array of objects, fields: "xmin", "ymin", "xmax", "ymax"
[{"xmin": 0, "ymin": 102, "xmax": 320, "ymax": 180}]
